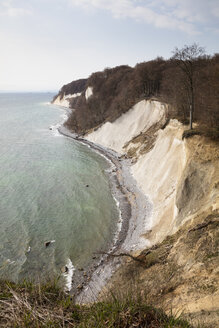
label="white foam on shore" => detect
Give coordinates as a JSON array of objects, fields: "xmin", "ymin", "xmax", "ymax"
[
  {"xmin": 59, "ymin": 130, "xmax": 125, "ymax": 256},
  {"xmin": 63, "ymin": 258, "xmax": 75, "ymax": 291},
  {"xmin": 50, "ymin": 124, "xmax": 62, "ymax": 136},
  {"xmin": 78, "ymin": 140, "xmax": 124, "ymax": 250},
  {"xmin": 40, "ymin": 102, "xmax": 52, "ymax": 106},
  {"xmin": 111, "ymin": 195, "xmax": 122, "ymax": 248},
  {"xmin": 96, "ymin": 148, "xmax": 116, "ymax": 166},
  {"xmin": 49, "ymin": 108, "xmax": 69, "ymax": 137},
  {"xmin": 6, "ymin": 259, "xmax": 16, "ymax": 265}
]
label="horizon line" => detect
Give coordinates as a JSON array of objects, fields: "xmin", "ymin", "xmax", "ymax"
[{"xmin": 0, "ymin": 90, "xmax": 58, "ymax": 93}]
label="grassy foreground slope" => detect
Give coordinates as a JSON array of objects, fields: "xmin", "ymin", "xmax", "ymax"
[{"xmin": 0, "ymin": 279, "xmax": 194, "ymax": 328}]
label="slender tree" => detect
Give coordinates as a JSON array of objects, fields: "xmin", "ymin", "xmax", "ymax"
[{"xmin": 171, "ymin": 43, "xmax": 205, "ymax": 129}]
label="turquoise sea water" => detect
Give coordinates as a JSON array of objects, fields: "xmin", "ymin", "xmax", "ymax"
[{"xmin": 0, "ymin": 93, "xmax": 119, "ymax": 285}]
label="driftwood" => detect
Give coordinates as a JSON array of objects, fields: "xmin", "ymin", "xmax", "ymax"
[
  {"xmin": 189, "ymin": 220, "xmax": 217, "ymax": 232},
  {"xmin": 95, "ymin": 252, "xmax": 146, "ymax": 264}
]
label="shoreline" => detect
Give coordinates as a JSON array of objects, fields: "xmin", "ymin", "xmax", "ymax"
[{"xmin": 58, "ymin": 125, "xmax": 152, "ymax": 303}]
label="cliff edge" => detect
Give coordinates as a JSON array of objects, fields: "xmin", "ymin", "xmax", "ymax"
[
  {"xmin": 84, "ymin": 99, "xmax": 219, "ymax": 327},
  {"xmin": 52, "ymin": 59, "xmax": 219, "ymax": 326}
]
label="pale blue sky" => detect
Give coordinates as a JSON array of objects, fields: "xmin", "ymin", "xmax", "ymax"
[{"xmin": 0, "ymin": 0, "xmax": 218, "ymax": 91}]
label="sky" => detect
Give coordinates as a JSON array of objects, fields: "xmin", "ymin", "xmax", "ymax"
[{"xmin": 0, "ymin": 0, "xmax": 218, "ymax": 92}]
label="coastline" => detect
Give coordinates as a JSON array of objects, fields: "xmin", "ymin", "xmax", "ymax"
[
  {"xmin": 58, "ymin": 125, "xmax": 152, "ymax": 303},
  {"xmin": 50, "ymin": 92, "xmax": 219, "ymax": 325}
]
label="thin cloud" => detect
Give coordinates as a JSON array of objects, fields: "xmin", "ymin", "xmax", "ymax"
[
  {"xmin": 68, "ymin": 0, "xmax": 219, "ymax": 35},
  {"xmin": 0, "ymin": 0, "xmax": 32, "ymax": 17}
]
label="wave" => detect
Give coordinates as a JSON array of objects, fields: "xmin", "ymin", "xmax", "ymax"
[
  {"xmin": 49, "ymin": 108, "xmax": 68, "ymax": 137},
  {"xmin": 62, "ymin": 258, "xmax": 75, "ymax": 291}
]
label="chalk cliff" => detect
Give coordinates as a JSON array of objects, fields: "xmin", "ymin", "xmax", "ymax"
[
  {"xmin": 52, "ymin": 78, "xmax": 87, "ymax": 108},
  {"xmin": 85, "ymin": 99, "xmax": 219, "ymax": 326},
  {"xmin": 85, "ymin": 99, "xmax": 218, "ymax": 244},
  {"xmin": 53, "ymin": 67, "xmax": 219, "ymax": 326},
  {"xmin": 53, "ymin": 93, "xmax": 82, "ymax": 108}
]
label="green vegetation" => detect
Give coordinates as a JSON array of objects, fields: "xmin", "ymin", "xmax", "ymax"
[{"xmin": 0, "ymin": 279, "xmax": 193, "ymax": 327}]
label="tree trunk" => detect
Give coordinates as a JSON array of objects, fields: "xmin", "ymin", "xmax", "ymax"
[
  {"xmin": 190, "ymin": 79, "xmax": 194, "ymax": 130},
  {"xmin": 190, "ymin": 105, "xmax": 193, "ymax": 130}
]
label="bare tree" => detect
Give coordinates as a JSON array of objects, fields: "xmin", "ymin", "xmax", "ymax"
[{"xmin": 172, "ymin": 43, "xmax": 205, "ymax": 129}]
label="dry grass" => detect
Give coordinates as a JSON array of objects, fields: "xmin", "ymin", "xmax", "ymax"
[
  {"xmin": 0, "ymin": 279, "xmax": 194, "ymax": 327},
  {"xmin": 0, "ymin": 279, "xmax": 75, "ymax": 327},
  {"xmin": 182, "ymin": 126, "xmax": 219, "ymax": 140}
]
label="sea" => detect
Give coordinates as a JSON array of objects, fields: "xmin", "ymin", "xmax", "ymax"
[{"xmin": 0, "ymin": 93, "xmax": 119, "ymax": 289}]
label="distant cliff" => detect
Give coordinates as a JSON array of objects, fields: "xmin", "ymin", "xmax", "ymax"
[{"xmin": 53, "ymin": 78, "xmax": 87, "ymax": 108}]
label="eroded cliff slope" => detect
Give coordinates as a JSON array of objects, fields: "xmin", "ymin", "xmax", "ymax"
[
  {"xmin": 85, "ymin": 99, "xmax": 219, "ymax": 327},
  {"xmin": 52, "ymin": 59, "xmax": 219, "ymax": 325}
]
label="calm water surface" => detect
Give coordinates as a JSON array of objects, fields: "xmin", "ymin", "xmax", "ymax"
[{"xmin": 0, "ymin": 93, "xmax": 119, "ymax": 286}]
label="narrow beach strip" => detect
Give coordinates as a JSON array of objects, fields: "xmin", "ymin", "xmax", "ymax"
[{"xmin": 58, "ymin": 125, "xmax": 152, "ymax": 303}]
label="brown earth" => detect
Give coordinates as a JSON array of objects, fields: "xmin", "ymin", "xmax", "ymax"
[{"xmin": 99, "ymin": 135, "xmax": 219, "ymax": 328}]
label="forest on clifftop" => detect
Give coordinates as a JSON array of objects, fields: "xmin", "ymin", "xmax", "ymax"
[{"xmin": 54, "ymin": 45, "xmax": 219, "ymax": 136}]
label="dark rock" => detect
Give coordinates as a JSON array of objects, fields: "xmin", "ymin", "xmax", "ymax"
[{"xmin": 45, "ymin": 241, "xmax": 51, "ymax": 247}]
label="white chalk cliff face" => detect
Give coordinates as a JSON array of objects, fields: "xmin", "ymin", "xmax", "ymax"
[
  {"xmin": 84, "ymin": 98, "xmax": 219, "ymax": 324},
  {"xmin": 86, "ymin": 100, "xmax": 200, "ymax": 246},
  {"xmin": 86, "ymin": 100, "xmax": 167, "ymax": 154},
  {"xmin": 131, "ymin": 119, "xmax": 186, "ymax": 244},
  {"xmin": 53, "ymin": 93, "xmax": 81, "ymax": 108},
  {"xmin": 85, "ymin": 87, "xmax": 93, "ymax": 100}
]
